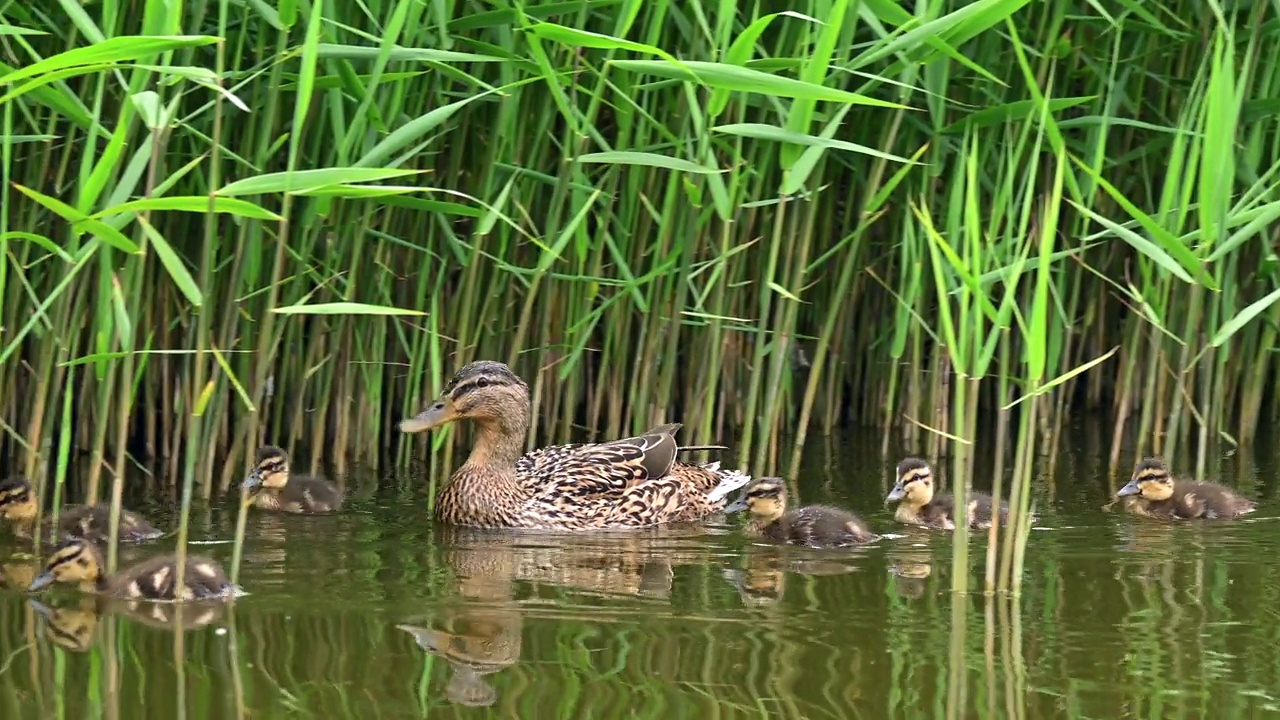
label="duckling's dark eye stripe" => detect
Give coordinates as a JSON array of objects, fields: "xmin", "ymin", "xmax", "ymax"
[{"xmin": 904, "ymin": 470, "xmax": 931, "ymax": 483}]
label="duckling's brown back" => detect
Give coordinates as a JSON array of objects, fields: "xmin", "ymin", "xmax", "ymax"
[
  {"xmin": 112, "ymin": 555, "xmax": 233, "ymax": 601},
  {"xmin": 60, "ymin": 505, "xmax": 163, "ymax": 543},
  {"xmin": 279, "ymin": 476, "xmax": 344, "ymax": 513},
  {"xmin": 1176, "ymin": 480, "xmax": 1256, "ymax": 519},
  {"xmin": 773, "ymin": 506, "xmax": 877, "ymax": 547}
]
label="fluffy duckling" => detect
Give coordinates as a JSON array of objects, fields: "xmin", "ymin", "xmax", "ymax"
[
  {"xmin": 884, "ymin": 458, "xmax": 964, "ymax": 529},
  {"xmin": 0, "ymin": 476, "xmax": 162, "ymax": 544},
  {"xmin": 27, "ymin": 538, "xmax": 236, "ymax": 602},
  {"xmin": 242, "ymin": 446, "xmax": 344, "ymax": 514},
  {"xmin": 1116, "ymin": 458, "xmax": 1256, "ymax": 520},
  {"xmin": 725, "ymin": 477, "xmax": 878, "ymax": 548},
  {"xmin": 885, "ymin": 457, "xmax": 1025, "ymax": 530}
]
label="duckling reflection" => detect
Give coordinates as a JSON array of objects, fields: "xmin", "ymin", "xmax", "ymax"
[
  {"xmin": 28, "ymin": 596, "xmax": 226, "ymax": 652},
  {"xmin": 887, "ymin": 549, "xmax": 935, "ymax": 600},
  {"xmin": 724, "ymin": 546, "xmax": 859, "ymax": 608},
  {"xmin": 0, "ymin": 558, "xmax": 38, "ymax": 591}
]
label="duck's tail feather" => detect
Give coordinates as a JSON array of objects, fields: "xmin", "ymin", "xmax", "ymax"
[{"xmin": 705, "ymin": 469, "xmax": 751, "ymax": 503}]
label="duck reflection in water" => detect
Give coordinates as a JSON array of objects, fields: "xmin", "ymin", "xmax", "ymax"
[{"xmin": 397, "ymin": 525, "xmax": 726, "ymax": 706}]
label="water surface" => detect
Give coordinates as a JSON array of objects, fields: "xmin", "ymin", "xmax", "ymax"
[{"xmin": 3, "ymin": 429, "xmax": 1279, "ymax": 719}]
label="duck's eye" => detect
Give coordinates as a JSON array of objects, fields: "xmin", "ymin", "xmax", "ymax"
[{"xmin": 475, "ymin": 377, "xmax": 490, "ymax": 389}]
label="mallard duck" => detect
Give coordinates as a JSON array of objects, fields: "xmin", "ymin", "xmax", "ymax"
[
  {"xmin": 725, "ymin": 477, "xmax": 878, "ymax": 548},
  {"xmin": 241, "ymin": 445, "xmax": 344, "ymax": 513},
  {"xmin": 27, "ymin": 538, "xmax": 237, "ymax": 602},
  {"xmin": 0, "ymin": 476, "xmax": 163, "ymax": 544},
  {"xmin": 1116, "ymin": 458, "xmax": 1256, "ymax": 520},
  {"xmin": 397, "ymin": 360, "xmax": 750, "ymax": 530}
]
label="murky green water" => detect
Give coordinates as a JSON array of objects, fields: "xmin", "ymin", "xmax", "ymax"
[{"xmin": 3, "ymin": 430, "xmax": 1280, "ymax": 719}]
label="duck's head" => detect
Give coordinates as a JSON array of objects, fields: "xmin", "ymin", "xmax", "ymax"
[
  {"xmin": 1117, "ymin": 458, "xmax": 1173, "ymax": 501},
  {"xmin": 28, "ymin": 538, "xmax": 104, "ymax": 592},
  {"xmin": 243, "ymin": 445, "xmax": 290, "ymax": 500},
  {"xmin": 886, "ymin": 457, "xmax": 934, "ymax": 508},
  {"xmin": 399, "ymin": 361, "xmax": 530, "ymax": 434},
  {"xmin": 0, "ymin": 476, "xmax": 38, "ymax": 521},
  {"xmin": 723, "ymin": 477, "xmax": 787, "ymax": 523}
]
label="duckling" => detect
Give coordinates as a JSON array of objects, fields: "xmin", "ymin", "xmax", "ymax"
[
  {"xmin": 1116, "ymin": 458, "xmax": 1256, "ymax": 520},
  {"xmin": 725, "ymin": 477, "xmax": 878, "ymax": 548},
  {"xmin": 884, "ymin": 458, "xmax": 963, "ymax": 529},
  {"xmin": 0, "ymin": 476, "xmax": 163, "ymax": 544},
  {"xmin": 27, "ymin": 538, "xmax": 237, "ymax": 602},
  {"xmin": 886, "ymin": 458, "xmax": 1030, "ymax": 530},
  {"xmin": 242, "ymin": 446, "xmax": 344, "ymax": 514}
]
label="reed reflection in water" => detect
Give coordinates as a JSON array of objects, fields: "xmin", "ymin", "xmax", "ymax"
[{"xmin": 2, "ymin": 429, "xmax": 1280, "ymax": 718}]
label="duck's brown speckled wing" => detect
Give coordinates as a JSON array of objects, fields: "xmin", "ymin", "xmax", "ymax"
[{"xmin": 516, "ymin": 424, "xmax": 682, "ymax": 496}]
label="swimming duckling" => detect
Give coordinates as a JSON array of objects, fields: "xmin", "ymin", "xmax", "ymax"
[
  {"xmin": 242, "ymin": 446, "xmax": 344, "ymax": 514},
  {"xmin": 0, "ymin": 476, "xmax": 163, "ymax": 544},
  {"xmin": 725, "ymin": 477, "xmax": 878, "ymax": 548},
  {"xmin": 1116, "ymin": 458, "xmax": 1256, "ymax": 520},
  {"xmin": 27, "ymin": 538, "xmax": 236, "ymax": 602},
  {"xmin": 884, "ymin": 458, "xmax": 964, "ymax": 529}
]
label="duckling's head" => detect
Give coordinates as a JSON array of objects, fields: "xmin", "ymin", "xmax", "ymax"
[
  {"xmin": 28, "ymin": 539, "xmax": 104, "ymax": 592},
  {"xmin": 243, "ymin": 445, "xmax": 290, "ymax": 498},
  {"xmin": 399, "ymin": 361, "xmax": 530, "ymax": 434},
  {"xmin": 1117, "ymin": 458, "xmax": 1173, "ymax": 501},
  {"xmin": 886, "ymin": 457, "xmax": 934, "ymax": 508},
  {"xmin": 723, "ymin": 477, "xmax": 788, "ymax": 523},
  {"xmin": 0, "ymin": 476, "xmax": 38, "ymax": 521}
]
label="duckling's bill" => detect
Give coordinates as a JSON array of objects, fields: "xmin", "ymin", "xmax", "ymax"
[
  {"xmin": 27, "ymin": 571, "xmax": 56, "ymax": 593},
  {"xmin": 400, "ymin": 397, "xmax": 459, "ymax": 433},
  {"xmin": 1115, "ymin": 479, "xmax": 1141, "ymax": 497},
  {"xmin": 885, "ymin": 483, "xmax": 905, "ymax": 504}
]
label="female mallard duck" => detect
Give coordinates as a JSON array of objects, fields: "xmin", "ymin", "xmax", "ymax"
[
  {"xmin": 725, "ymin": 477, "xmax": 879, "ymax": 548},
  {"xmin": 1116, "ymin": 458, "xmax": 1256, "ymax": 520},
  {"xmin": 0, "ymin": 476, "xmax": 163, "ymax": 544},
  {"xmin": 27, "ymin": 538, "xmax": 236, "ymax": 602},
  {"xmin": 398, "ymin": 360, "xmax": 750, "ymax": 530},
  {"xmin": 242, "ymin": 446, "xmax": 344, "ymax": 514},
  {"xmin": 885, "ymin": 457, "xmax": 1024, "ymax": 530}
]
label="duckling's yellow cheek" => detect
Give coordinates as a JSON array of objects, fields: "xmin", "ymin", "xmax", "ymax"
[{"xmin": 905, "ymin": 483, "xmax": 929, "ymax": 505}]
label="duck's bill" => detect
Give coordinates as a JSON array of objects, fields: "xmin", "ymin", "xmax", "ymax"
[
  {"xmin": 241, "ymin": 473, "xmax": 262, "ymax": 494},
  {"xmin": 884, "ymin": 485, "xmax": 905, "ymax": 505},
  {"xmin": 399, "ymin": 398, "xmax": 458, "ymax": 433},
  {"xmin": 722, "ymin": 498, "xmax": 749, "ymax": 514},
  {"xmin": 396, "ymin": 624, "xmax": 449, "ymax": 654},
  {"xmin": 1115, "ymin": 479, "xmax": 1141, "ymax": 497},
  {"xmin": 27, "ymin": 571, "xmax": 55, "ymax": 592}
]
